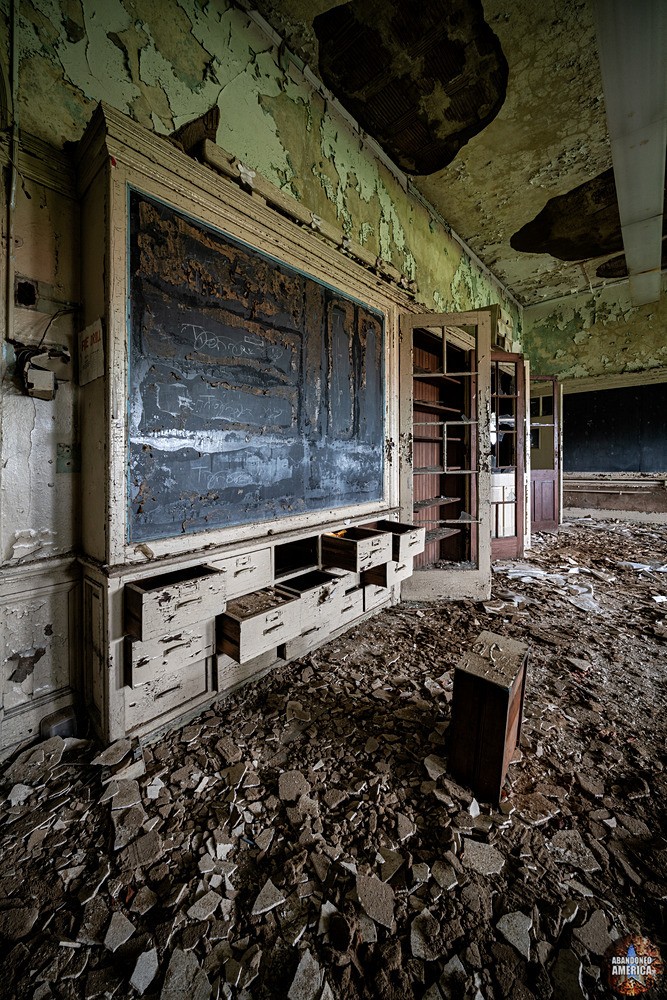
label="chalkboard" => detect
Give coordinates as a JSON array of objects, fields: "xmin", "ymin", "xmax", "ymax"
[
  {"xmin": 564, "ymin": 382, "xmax": 667, "ymax": 472},
  {"xmin": 128, "ymin": 190, "xmax": 385, "ymax": 542}
]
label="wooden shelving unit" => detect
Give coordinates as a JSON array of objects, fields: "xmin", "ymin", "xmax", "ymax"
[{"xmin": 412, "ymin": 328, "xmax": 479, "ymax": 568}]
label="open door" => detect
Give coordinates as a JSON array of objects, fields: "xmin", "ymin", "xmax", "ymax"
[
  {"xmin": 490, "ymin": 352, "xmax": 526, "ymax": 560},
  {"xmin": 530, "ymin": 376, "xmax": 560, "ymax": 531},
  {"xmin": 399, "ymin": 310, "xmax": 491, "ymax": 601}
]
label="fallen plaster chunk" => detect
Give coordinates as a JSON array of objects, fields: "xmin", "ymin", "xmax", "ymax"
[
  {"xmin": 549, "ymin": 830, "xmax": 601, "ymax": 872},
  {"xmin": 252, "ymin": 879, "xmax": 285, "ymax": 915},
  {"xmin": 103, "ymin": 911, "xmax": 135, "ymax": 952},
  {"xmin": 496, "ymin": 911, "xmax": 532, "ymax": 960},
  {"xmin": 288, "ymin": 950, "xmax": 323, "ymax": 1000},
  {"xmin": 0, "ymin": 906, "xmax": 39, "ymax": 941},
  {"xmin": 552, "ymin": 948, "xmax": 586, "ymax": 999},
  {"xmin": 279, "ymin": 770, "xmax": 311, "ymax": 802},
  {"xmin": 7, "ymin": 783, "xmax": 33, "ymax": 807},
  {"xmin": 187, "ymin": 890, "xmax": 222, "ymax": 922},
  {"xmin": 424, "ymin": 754, "xmax": 447, "ymax": 780},
  {"xmin": 130, "ymin": 948, "xmax": 159, "ymax": 995},
  {"xmin": 572, "ymin": 909, "xmax": 612, "ymax": 956},
  {"xmin": 91, "ymin": 740, "xmax": 132, "ymax": 768},
  {"xmin": 461, "ymin": 839, "xmax": 505, "ymax": 876},
  {"xmin": 160, "ymin": 948, "xmax": 210, "ymax": 1000},
  {"xmin": 432, "ymin": 861, "xmax": 458, "ymax": 891},
  {"xmin": 356, "ymin": 874, "xmax": 395, "ymax": 929},
  {"xmin": 411, "ymin": 907, "xmax": 442, "ymax": 961}
]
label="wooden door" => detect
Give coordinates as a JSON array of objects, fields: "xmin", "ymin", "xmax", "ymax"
[
  {"xmin": 490, "ymin": 352, "xmax": 526, "ymax": 560},
  {"xmin": 399, "ymin": 311, "xmax": 492, "ymax": 601},
  {"xmin": 530, "ymin": 377, "xmax": 560, "ymax": 531}
]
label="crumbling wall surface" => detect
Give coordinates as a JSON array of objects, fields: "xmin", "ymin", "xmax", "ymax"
[
  {"xmin": 13, "ymin": 0, "xmax": 519, "ymax": 329},
  {"xmin": 522, "ymin": 278, "xmax": 667, "ymax": 380}
]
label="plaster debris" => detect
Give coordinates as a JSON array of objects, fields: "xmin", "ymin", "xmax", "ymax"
[
  {"xmin": 103, "ymin": 911, "xmax": 135, "ymax": 952},
  {"xmin": 461, "ymin": 839, "xmax": 505, "ymax": 876},
  {"xmin": 288, "ymin": 949, "xmax": 323, "ymax": 1000},
  {"xmin": 252, "ymin": 879, "xmax": 286, "ymax": 915},
  {"xmin": 91, "ymin": 740, "xmax": 132, "ymax": 767},
  {"xmin": 0, "ymin": 520, "xmax": 665, "ymax": 999},
  {"xmin": 496, "ymin": 910, "xmax": 532, "ymax": 960},
  {"xmin": 130, "ymin": 947, "xmax": 159, "ymax": 995},
  {"xmin": 356, "ymin": 874, "xmax": 395, "ymax": 929}
]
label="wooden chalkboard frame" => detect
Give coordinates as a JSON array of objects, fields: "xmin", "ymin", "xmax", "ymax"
[{"xmin": 127, "ymin": 188, "xmax": 387, "ymax": 543}]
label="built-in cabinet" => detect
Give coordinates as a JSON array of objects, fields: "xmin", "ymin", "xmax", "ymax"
[{"xmin": 75, "ymin": 105, "xmax": 428, "ymax": 744}]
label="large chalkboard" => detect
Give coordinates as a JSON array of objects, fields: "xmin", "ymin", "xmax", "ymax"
[
  {"xmin": 564, "ymin": 382, "xmax": 667, "ymax": 472},
  {"xmin": 128, "ymin": 191, "xmax": 385, "ymax": 542}
]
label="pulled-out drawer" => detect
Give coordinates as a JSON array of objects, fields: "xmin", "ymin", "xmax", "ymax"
[
  {"xmin": 208, "ymin": 548, "xmax": 272, "ymax": 600},
  {"xmin": 363, "ymin": 557, "xmax": 414, "ymax": 589},
  {"xmin": 125, "ymin": 566, "xmax": 225, "ymax": 641},
  {"xmin": 124, "ymin": 657, "xmax": 212, "ymax": 732},
  {"xmin": 219, "ymin": 587, "xmax": 302, "ymax": 663},
  {"xmin": 371, "ymin": 520, "xmax": 426, "ymax": 560},
  {"xmin": 364, "ymin": 582, "xmax": 391, "ymax": 612},
  {"xmin": 321, "ymin": 527, "xmax": 392, "ymax": 573},
  {"xmin": 124, "ymin": 621, "xmax": 215, "ymax": 689},
  {"xmin": 279, "ymin": 569, "xmax": 344, "ymax": 618}
]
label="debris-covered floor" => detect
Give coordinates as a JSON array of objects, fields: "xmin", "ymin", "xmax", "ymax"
[{"xmin": 2, "ymin": 519, "xmax": 667, "ymax": 1000}]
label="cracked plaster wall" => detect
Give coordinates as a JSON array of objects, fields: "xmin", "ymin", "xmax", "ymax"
[
  {"xmin": 523, "ymin": 278, "xmax": 667, "ymax": 381},
  {"xmin": 13, "ymin": 0, "xmax": 519, "ymax": 329}
]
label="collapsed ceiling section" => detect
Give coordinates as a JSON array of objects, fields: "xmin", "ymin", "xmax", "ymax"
[
  {"xmin": 313, "ymin": 0, "xmax": 508, "ymax": 176},
  {"xmin": 252, "ymin": 0, "xmax": 615, "ymax": 304}
]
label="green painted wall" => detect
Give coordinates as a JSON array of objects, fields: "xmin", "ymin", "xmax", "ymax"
[
  {"xmin": 523, "ymin": 279, "xmax": 667, "ymax": 380},
  {"xmin": 11, "ymin": 0, "xmax": 520, "ymax": 334}
]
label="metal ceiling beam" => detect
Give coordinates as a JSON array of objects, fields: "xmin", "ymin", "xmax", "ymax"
[{"xmin": 593, "ymin": 0, "xmax": 667, "ymax": 305}]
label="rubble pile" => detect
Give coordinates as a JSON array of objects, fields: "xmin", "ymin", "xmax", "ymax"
[{"xmin": 1, "ymin": 519, "xmax": 666, "ymax": 1000}]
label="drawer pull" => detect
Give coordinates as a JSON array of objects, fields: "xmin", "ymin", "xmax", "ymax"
[
  {"xmin": 234, "ymin": 566, "xmax": 254, "ymax": 577},
  {"xmin": 156, "ymin": 683, "xmax": 182, "ymax": 700},
  {"xmin": 409, "ymin": 537, "xmax": 420, "ymax": 546},
  {"xmin": 263, "ymin": 622, "xmax": 285, "ymax": 636}
]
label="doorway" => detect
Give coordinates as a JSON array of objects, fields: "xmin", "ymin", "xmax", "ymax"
[
  {"xmin": 399, "ymin": 310, "xmax": 492, "ymax": 601},
  {"xmin": 530, "ymin": 376, "xmax": 560, "ymax": 531},
  {"xmin": 490, "ymin": 352, "xmax": 525, "ymax": 559}
]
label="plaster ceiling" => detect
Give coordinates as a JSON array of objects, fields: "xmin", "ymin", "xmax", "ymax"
[{"xmin": 251, "ymin": 0, "xmax": 622, "ymax": 306}]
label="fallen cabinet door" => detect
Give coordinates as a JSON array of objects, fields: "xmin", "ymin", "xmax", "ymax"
[
  {"xmin": 125, "ymin": 566, "xmax": 226, "ymax": 641},
  {"xmin": 124, "ymin": 620, "xmax": 215, "ymax": 688},
  {"xmin": 219, "ymin": 587, "xmax": 302, "ymax": 663}
]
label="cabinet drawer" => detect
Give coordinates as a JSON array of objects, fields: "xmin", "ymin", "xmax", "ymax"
[
  {"xmin": 216, "ymin": 649, "xmax": 276, "ymax": 694},
  {"xmin": 208, "ymin": 548, "xmax": 272, "ymax": 599},
  {"xmin": 219, "ymin": 588, "xmax": 302, "ymax": 663},
  {"xmin": 322, "ymin": 527, "xmax": 393, "ymax": 573},
  {"xmin": 372, "ymin": 521, "xmax": 426, "ymax": 560},
  {"xmin": 124, "ymin": 657, "xmax": 212, "ymax": 732},
  {"xmin": 364, "ymin": 582, "xmax": 390, "ymax": 612},
  {"xmin": 124, "ymin": 621, "xmax": 215, "ymax": 689},
  {"xmin": 125, "ymin": 566, "xmax": 225, "ymax": 641},
  {"xmin": 279, "ymin": 587, "xmax": 364, "ymax": 659},
  {"xmin": 280, "ymin": 569, "xmax": 345, "ymax": 617},
  {"xmin": 363, "ymin": 557, "xmax": 414, "ymax": 589}
]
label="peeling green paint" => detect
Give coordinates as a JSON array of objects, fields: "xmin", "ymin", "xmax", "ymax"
[
  {"xmin": 14, "ymin": 0, "xmax": 518, "ymax": 337},
  {"xmin": 524, "ymin": 281, "xmax": 667, "ymax": 380}
]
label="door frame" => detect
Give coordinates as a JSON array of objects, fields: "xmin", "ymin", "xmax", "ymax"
[
  {"xmin": 490, "ymin": 350, "xmax": 526, "ymax": 560},
  {"xmin": 530, "ymin": 375, "xmax": 561, "ymax": 532},
  {"xmin": 399, "ymin": 309, "xmax": 492, "ymax": 601}
]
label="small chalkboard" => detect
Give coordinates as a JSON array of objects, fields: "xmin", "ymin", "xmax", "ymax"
[{"xmin": 128, "ymin": 190, "xmax": 385, "ymax": 541}]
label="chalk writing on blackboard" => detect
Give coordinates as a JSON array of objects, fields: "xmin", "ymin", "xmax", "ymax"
[{"xmin": 128, "ymin": 190, "xmax": 385, "ymax": 541}]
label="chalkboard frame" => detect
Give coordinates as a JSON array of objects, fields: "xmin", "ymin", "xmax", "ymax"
[{"xmin": 125, "ymin": 185, "xmax": 390, "ymax": 545}]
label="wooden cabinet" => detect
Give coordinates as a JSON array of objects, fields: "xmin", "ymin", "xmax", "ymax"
[
  {"xmin": 448, "ymin": 630, "xmax": 528, "ymax": 805},
  {"xmin": 321, "ymin": 527, "xmax": 393, "ymax": 573}
]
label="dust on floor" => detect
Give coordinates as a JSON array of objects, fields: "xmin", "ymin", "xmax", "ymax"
[{"xmin": 1, "ymin": 519, "xmax": 666, "ymax": 1000}]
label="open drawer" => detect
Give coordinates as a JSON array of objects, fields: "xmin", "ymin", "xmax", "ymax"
[
  {"xmin": 218, "ymin": 587, "xmax": 302, "ymax": 663},
  {"xmin": 321, "ymin": 526, "xmax": 392, "ymax": 573},
  {"xmin": 368, "ymin": 520, "xmax": 426, "ymax": 561},
  {"xmin": 124, "ymin": 565, "xmax": 226, "ymax": 641}
]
